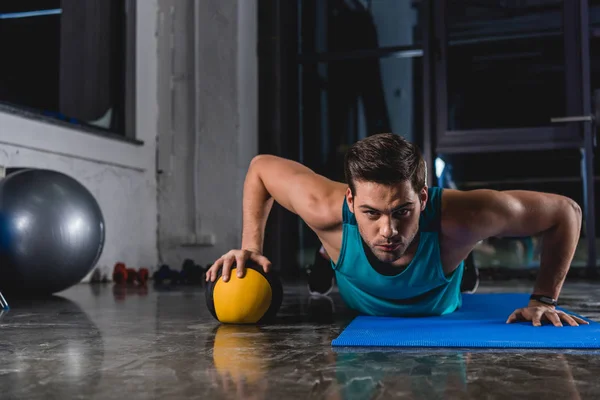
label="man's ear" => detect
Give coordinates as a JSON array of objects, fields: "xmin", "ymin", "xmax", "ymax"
[
  {"xmin": 419, "ymin": 186, "xmax": 428, "ymax": 212},
  {"xmin": 345, "ymin": 187, "xmax": 355, "ymax": 213}
]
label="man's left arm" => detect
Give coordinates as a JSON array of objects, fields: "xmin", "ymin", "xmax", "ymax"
[{"xmin": 444, "ymin": 189, "xmax": 588, "ymax": 327}]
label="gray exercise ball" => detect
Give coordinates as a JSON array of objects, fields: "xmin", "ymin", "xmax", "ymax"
[{"xmin": 0, "ymin": 169, "xmax": 105, "ymax": 295}]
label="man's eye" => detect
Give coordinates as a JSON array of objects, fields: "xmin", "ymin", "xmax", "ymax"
[{"xmin": 395, "ymin": 209, "xmax": 410, "ymax": 217}]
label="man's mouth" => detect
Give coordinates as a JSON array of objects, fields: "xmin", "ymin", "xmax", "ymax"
[{"xmin": 376, "ymin": 243, "xmax": 401, "ymax": 252}]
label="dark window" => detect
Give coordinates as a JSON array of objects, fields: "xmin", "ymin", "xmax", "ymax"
[
  {"xmin": 446, "ymin": 0, "xmax": 565, "ymax": 130},
  {"xmin": 0, "ymin": 0, "xmax": 133, "ymax": 137}
]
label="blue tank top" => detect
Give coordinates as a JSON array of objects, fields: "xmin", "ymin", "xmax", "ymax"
[{"xmin": 331, "ymin": 186, "xmax": 464, "ymax": 317}]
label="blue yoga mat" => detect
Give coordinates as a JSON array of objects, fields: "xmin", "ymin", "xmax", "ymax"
[{"xmin": 332, "ymin": 293, "xmax": 600, "ymax": 348}]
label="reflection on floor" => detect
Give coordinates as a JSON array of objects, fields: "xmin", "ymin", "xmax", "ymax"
[{"xmin": 0, "ymin": 280, "xmax": 600, "ymax": 399}]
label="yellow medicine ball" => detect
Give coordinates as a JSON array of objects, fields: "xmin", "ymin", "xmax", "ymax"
[{"xmin": 206, "ymin": 262, "xmax": 283, "ymax": 324}]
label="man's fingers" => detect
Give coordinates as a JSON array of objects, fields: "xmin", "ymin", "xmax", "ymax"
[
  {"xmin": 546, "ymin": 312, "xmax": 563, "ymax": 327},
  {"xmin": 532, "ymin": 311, "xmax": 543, "ymax": 327},
  {"xmin": 506, "ymin": 309, "xmax": 522, "ymax": 323},
  {"xmin": 222, "ymin": 256, "xmax": 234, "ymax": 282},
  {"xmin": 205, "ymin": 265, "xmax": 212, "ymax": 282},
  {"xmin": 235, "ymin": 254, "xmax": 247, "ymax": 278},
  {"xmin": 250, "ymin": 253, "xmax": 272, "ymax": 273},
  {"xmin": 558, "ymin": 312, "xmax": 580, "ymax": 327},
  {"xmin": 570, "ymin": 314, "xmax": 590, "ymax": 325},
  {"xmin": 207, "ymin": 259, "xmax": 223, "ymax": 282},
  {"xmin": 556, "ymin": 311, "xmax": 589, "ymax": 325},
  {"xmin": 206, "ymin": 250, "xmax": 273, "ymax": 283},
  {"xmin": 506, "ymin": 307, "xmax": 591, "ymax": 328}
]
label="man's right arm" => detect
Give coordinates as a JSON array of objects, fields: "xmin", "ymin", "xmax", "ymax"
[{"xmin": 206, "ymin": 155, "xmax": 344, "ymax": 282}]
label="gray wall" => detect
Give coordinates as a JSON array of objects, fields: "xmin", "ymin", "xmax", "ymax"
[{"xmin": 156, "ymin": 0, "xmax": 258, "ymax": 269}]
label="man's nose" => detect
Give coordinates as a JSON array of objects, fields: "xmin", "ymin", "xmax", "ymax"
[{"xmin": 380, "ymin": 218, "xmax": 398, "ymax": 238}]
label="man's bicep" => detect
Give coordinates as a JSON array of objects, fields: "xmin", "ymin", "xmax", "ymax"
[{"xmin": 445, "ymin": 189, "xmax": 572, "ymax": 242}]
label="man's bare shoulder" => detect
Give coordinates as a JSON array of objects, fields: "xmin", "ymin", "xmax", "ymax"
[
  {"xmin": 318, "ymin": 181, "xmax": 347, "ymax": 231},
  {"xmin": 439, "ymin": 188, "xmax": 499, "ymax": 243},
  {"xmin": 439, "ymin": 187, "xmax": 573, "ymax": 244}
]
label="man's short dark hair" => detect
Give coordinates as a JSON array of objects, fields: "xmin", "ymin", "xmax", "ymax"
[{"xmin": 344, "ymin": 133, "xmax": 427, "ymax": 195}]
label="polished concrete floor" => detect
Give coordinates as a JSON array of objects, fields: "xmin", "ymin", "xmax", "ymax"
[{"xmin": 1, "ymin": 280, "xmax": 600, "ymax": 399}]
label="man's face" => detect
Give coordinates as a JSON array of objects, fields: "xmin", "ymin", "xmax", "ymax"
[{"xmin": 346, "ymin": 180, "xmax": 427, "ymax": 263}]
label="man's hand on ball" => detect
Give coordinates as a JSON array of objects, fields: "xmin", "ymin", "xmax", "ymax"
[
  {"xmin": 206, "ymin": 249, "xmax": 272, "ymax": 282},
  {"xmin": 506, "ymin": 301, "xmax": 589, "ymax": 327}
]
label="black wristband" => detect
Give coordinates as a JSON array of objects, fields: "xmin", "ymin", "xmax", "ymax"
[{"xmin": 530, "ymin": 294, "xmax": 557, "ymax": 306}]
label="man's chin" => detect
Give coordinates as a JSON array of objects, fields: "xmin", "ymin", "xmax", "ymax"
[{"xmin": 373, "ymin": 248, "xmax": 404, "ymax": 263}]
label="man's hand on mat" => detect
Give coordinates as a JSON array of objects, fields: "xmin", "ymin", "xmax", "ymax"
[
  {"xmin": 506, "ymin": 303, "xmax": 589, "ymax": 327},
  {"xmin": 206, "ymin": 249, "xmax": 272, "ymax": 283}
]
